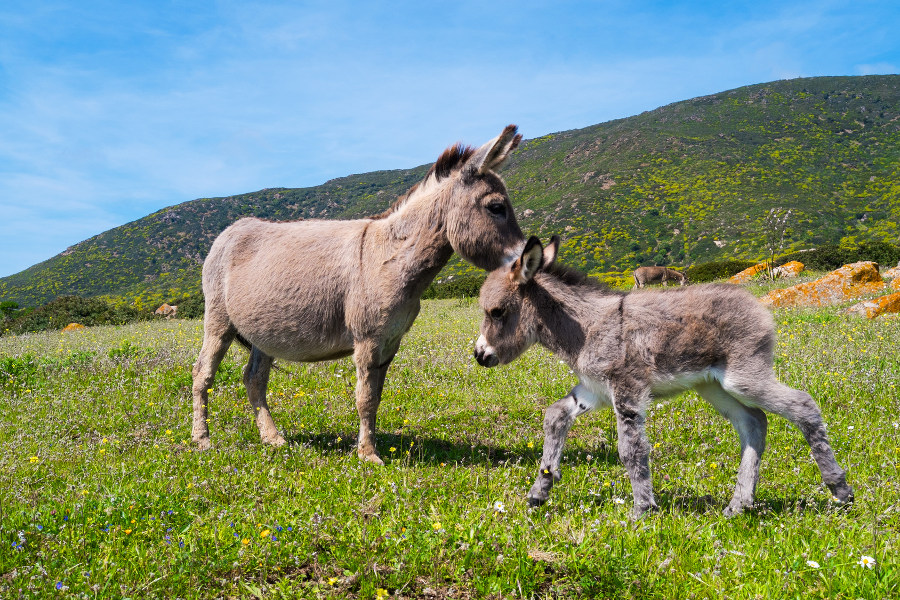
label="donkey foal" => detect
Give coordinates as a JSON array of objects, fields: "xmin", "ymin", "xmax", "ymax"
[{"xmin": 474, "ymin": 236, "xmax": 853, "ymax": 517}]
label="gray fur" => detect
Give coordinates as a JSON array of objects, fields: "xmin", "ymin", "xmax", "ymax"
[
  {"xmin": 192, "ymin": 126, "xmax": 524, "ymax": 464},
  {"xmin": 633, "ymin": 265, "xmax": 686, "ymax": 288},
  {"xmin": 475, "ymin": 236, "xmax": 853, "ymax": 517}
]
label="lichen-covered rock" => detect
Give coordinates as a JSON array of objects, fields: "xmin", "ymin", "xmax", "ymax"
[
  {"xmin": 883, "ymin": 264, "xmax": 900, "ymax": 280},
  {"xmin": 760, "ymin": 261, "xmax": 885, "ymax": 308},
  {"xmin": 62, "ymin": 322, "xmax": 86, "ymax": 332},
  {"xmin": 772, "ymin": 261, "xmax": 804, "ymax": 278},
  {"xmin": 728, "ymin": 262, "xmax": 770, "ymax": 284},
  {"xmin": 892, "ymin": 277, "xmax": 900, "ymax": 291},
  {"xmin": 847, "ymin": 290, "xmax": 900, "ymax": 318},
  {"xmin": 155, "ymin": 303, "xmax": 178, "ymax": 318}
]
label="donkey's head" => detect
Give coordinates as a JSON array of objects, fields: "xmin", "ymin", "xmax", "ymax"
[
  {"xmin": 474, "ymin": 235, "xmax": 560, "ymax": 367},
  {"xmin": 440, "ymin": 125, "xmax": 525, "ymax": 270}
]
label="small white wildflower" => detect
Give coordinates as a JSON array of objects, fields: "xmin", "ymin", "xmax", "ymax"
[
  {"xmin": 493, "ymin": 501, "xmax": 506, "ymax": 513},
  {"xmin": 613, "ymin": 497, "xmax": 625, "ymax": 505},
  {"xmin": 806, "ymin": 560, "xmax": 820, "ymax": 569},
  {"xmin": 858, "ymin": 555, "xmax": 876, "ymax": 569}
]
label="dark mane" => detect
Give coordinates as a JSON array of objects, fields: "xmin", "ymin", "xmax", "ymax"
[
  {"xmin": 428, "ymin": 143, "xmax": 476, "ymax": 181},
  {"xmin": 370, "ymin": 143, "xmax": 475, "ymax": 220}
]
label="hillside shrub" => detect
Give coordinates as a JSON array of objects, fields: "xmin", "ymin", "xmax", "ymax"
[
  {"xmin": 422, "ymin": 274, "xmax": 486, "ymax": 300},
  {"xmin": 684, "ymin": 260, "xmax": 757, "ymax": 283},
  {"xmin": 166, "ymin": 292, "xmax": 205, "ymax": 319},
  {"xmin": 2, "ymin": 295, "xmax": 149, "ymax": 336}
]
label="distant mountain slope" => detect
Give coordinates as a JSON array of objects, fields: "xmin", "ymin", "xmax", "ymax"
[{"xmin": 2, "ymin": 75, "xmax": 898, "ymax": 308}]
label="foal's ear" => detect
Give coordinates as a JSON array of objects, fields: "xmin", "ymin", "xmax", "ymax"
[
  {"xmin": 543, "ymin": 235, "xmax": 561, "ymax": 267},
  {"xmin": 469, "ymin": 124, "xmax": 522, "ymax": 175},
  {"xmin": 511, "ymin": 236, "xmax": 544, "ymax": 284}
]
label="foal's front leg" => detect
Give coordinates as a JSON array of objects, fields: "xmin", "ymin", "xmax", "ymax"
[{"xmin": 527, "ymin": 383, "xmax": 600, "ymax": 506}]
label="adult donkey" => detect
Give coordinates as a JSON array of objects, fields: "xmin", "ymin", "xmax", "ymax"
[
  {"xmin": 474, "ymin": 236, "xmax": 853, "ymax": 517},
  {"xmin": 632, "ymin": 265, "xmax": 686, "ymax": 288},
  {"xmin": 193, "ymin": 125, "xmax": 525, "ymax": 464}
]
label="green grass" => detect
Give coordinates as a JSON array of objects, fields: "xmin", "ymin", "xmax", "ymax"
[{"xmin": 1, "ymin": 292, "xmax": 899, "ymax": 598}]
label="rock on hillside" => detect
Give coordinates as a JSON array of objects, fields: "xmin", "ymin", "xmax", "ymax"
[{"xmin": 760, "ymin": 262, "xmax": 884, "ymax": 308}]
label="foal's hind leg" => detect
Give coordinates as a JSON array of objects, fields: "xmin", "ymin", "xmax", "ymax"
[
  {"xmin": 613, "ymin": 386, "xmax": 658, "ymax": 517},
  {"xmin": 695, "ymin": 381, "xmax": 768, "ymax": 516},
  {"xmin": 192, "ymin": 320, "xmax": 235, "ymax": 450},
  {"xmin": 723, "ymin": 372, "xmax": 853, "ymax": 504},
  {"xmin": 244, "ymin": 347, "xmax": 285, "ymax": 447}
]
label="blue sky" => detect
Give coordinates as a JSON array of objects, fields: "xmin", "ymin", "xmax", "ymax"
[{"xmin": 1, "ymin": 1, "xmax": 898, "ymax": 278}]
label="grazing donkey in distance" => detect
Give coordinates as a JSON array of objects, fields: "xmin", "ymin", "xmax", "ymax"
[
  {"xmin": 474, "ymin": 236, "xmax": 853, "ymax": 517},
  {"xmin": 633, "ymin": 265, "xmax": 686, "ymax": 288},
  {"xmin": 193, "ymin": 125, "xmax": 525, "ymax": 464}
]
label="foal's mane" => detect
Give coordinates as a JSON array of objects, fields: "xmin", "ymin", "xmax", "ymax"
[
  {"xmin": 371, "ymin": 143, "xmax": 476, "ymax": 219},
  {"xmin": 541, "ymin": 262, "xmax": 613, "ymax": 292}
]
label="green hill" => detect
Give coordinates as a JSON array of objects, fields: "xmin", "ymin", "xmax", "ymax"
[{"xmin": 2, "ymin": 74, "xmax": 898, "ymax": 309}]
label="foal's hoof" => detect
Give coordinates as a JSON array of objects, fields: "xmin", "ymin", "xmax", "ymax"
[
  {"xmin": 526, "ymin": 495, "xmax": 548, "ymax": 507},
  {"xmin": 830, "ymin": 483, "xmax": 854, "ymax": 505},
  {"xmin": 194, "ymin": 437, "xmax": 211, "ymax": 451}
]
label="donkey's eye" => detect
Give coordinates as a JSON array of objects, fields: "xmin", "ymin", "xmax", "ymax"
[
  {"xmin": 489, "ymin": 307, "xmax": 505, "ymax": 319},
  {"xmin": 486, "ymin": 202, "xmax": 506, "ymax": 217}
]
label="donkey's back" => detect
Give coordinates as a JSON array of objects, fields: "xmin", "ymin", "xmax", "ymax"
[{"xmin": 621, "ymin": 283, "xmax": 775, "ymax": 384}]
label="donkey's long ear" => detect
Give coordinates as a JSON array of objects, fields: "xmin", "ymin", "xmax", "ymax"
[
  {"xmin": 511, "ymin": 236, "xmax": 544, "ymax": 284},
  {"xmin": 543, "ymin": 235, "xmax": 561, "ymax": 268},
  {"xmin": 468, "ymin": 124, "xmax": 522, "ymax": 175}
]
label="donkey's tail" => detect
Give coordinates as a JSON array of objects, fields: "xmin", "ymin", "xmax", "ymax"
[
  {"xmin": 233, "ymin": 332, "xmax": 287, "ymax": 373},
  {"xmin": 235, "ymin": 332, "xmax": 253, "ymax": 352}
]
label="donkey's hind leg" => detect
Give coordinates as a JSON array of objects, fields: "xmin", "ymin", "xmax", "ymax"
[
  {"xmin": 244, "ymin": 347, "xmax": 285, "ymax": 447},
  {"xmin": 192, "ymin": 321, "xmax": 235, "ymax": 450},
  {"xmin": 695, "ymin": 380, "xmax": 768, "ymax": 516},
  {"xmin": 723, "ymin": 372, "xmax": 853, "ymax": 504}
]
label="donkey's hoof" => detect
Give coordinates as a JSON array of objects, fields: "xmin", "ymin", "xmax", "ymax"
[
  {"xmin": 263, "ymin": 435, "xmax": 287, "ymax": 448},
  {"xmin": 193, "ymin": 437, "xmax": 212, "ymax": 451},
  {"xmin": 358, "ymin": 451, "xmax": 384, "ymax": 466},
  {"xmin": 723, "ymin": 503, "xmax": 747, "ymax": 518}
]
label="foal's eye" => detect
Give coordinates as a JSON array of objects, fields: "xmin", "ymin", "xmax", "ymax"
[
  {"xmin": 489, "ymin": 307, "xmax": 505, "ymax": 319},
  {"xmin": 486, "ymin": 202, "xmax": 506, "ymax": 217}
]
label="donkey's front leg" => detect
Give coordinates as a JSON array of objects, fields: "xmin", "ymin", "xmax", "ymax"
[
  {"xmin": 354, "ymin": 340, "xmax": 392, "ymax": 465},
  {"xmin": 528, "ymin": 383, "xmax": 599, "ymax": 506},
  {"xmin": 614, "ymin": 390, "xmax": 658, "ymax": 517}
]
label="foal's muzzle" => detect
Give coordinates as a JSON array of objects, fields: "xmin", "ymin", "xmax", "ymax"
[{"xmin": 473, "ymin": 335, "xmax": 500, "ymax": 368}]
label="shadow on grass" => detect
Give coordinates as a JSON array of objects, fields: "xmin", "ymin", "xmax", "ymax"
[
  {"xmin": 285, "ymin": 430, "xmax": 620, "ymax": 468},
  {"xmin": 282, "ymin": 431, "xmax": 848, "ymax": 517}
]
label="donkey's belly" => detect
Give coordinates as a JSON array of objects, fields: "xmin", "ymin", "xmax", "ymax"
[{"xmin": 229, "ymin": 303, "xmax": 355, "ymax": 362}]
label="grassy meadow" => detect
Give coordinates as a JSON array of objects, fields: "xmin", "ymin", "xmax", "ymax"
[{"xmin": 1, "ymin": 287, "xmax": 899, "ymax": 598}]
